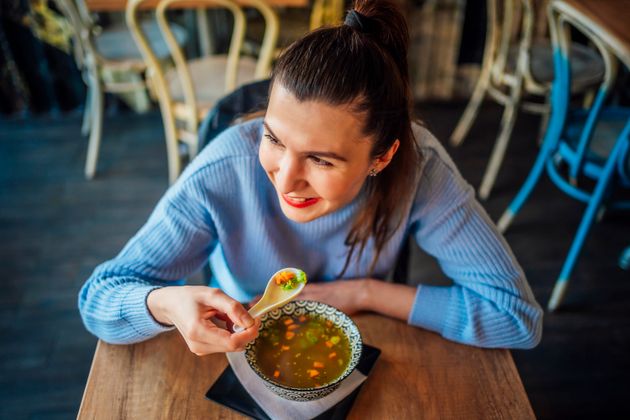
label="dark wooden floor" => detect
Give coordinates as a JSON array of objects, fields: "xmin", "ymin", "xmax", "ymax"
[{"xmin": 1, "ymin": 102, "xmax": 628, "ymax": 419}]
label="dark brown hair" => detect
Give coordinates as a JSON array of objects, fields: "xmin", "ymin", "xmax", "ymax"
[{"xmin": 271, "ymin": 0, "xmax": 421, "ymax": 276}]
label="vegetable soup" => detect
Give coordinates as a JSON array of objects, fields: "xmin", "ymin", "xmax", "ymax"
[{"xmin": 254, "ymin": 314, "xmax": 351, "ymax": 388}]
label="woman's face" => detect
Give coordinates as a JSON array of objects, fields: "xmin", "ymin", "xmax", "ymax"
[{"xmin": 259, "ymin": 84, "xmax": 397, "ymax": 223}]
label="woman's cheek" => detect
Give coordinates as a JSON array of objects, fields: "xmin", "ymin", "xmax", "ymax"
[{"xmin": 259, "ymin": 144, "xmax": 277, "ymax": 172}]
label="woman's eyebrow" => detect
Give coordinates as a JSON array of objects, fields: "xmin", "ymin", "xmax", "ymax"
[{"xmin": 263, "ymin": 120, "xmax": 348, "ymax": 162}]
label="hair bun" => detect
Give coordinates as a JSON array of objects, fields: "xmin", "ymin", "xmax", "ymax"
[
  {"xmin": 344, "ymin": 10, "xmax": 377, "ymax": 33},
  {"xmin": 351, "ymin": 0, "xmax": 410, "ymax": 83}
]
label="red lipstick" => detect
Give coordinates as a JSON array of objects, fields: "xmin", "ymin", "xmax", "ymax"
[{"xmin": 282, "ymin": 194, "xmax": 320, "ymax": 208}]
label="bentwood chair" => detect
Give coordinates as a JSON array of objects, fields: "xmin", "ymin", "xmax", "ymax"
[
  {"xmin": 497, "ymin": 1, "xmax": 630, "ymax": 311},
  {"xmin": 127, "ymin": 0, "xmax": 278, "ymax": 184},
  {"xmin": 450, "ymin": 0, "xmax": 604, "ymax": 199},
  {"xmin": 53, "ymin": 0, "xmax": 187, "ymax": 179}
]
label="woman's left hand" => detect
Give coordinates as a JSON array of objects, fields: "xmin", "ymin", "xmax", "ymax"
[{"xmin": 296, "ymin": 279, "xmax": 370, "ymax": 315}]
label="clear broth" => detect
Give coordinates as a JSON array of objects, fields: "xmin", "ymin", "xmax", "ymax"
[{"xmin": 254, "ymin": 314, "xmax": 351, "ymax": 388}]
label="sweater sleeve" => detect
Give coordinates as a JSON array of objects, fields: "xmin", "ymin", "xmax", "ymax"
[
  {"xmin": 78, "ymin": 175, "xmax": 218, "ymax": 344},
  {"xmin": 406, "ymin": 145, "xmax": 543, "ymax": 349}
]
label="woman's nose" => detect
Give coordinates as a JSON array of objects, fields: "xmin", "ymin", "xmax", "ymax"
[{"xmin": 275, "ymin": 156, "xmax": 306, "ymax": 193}]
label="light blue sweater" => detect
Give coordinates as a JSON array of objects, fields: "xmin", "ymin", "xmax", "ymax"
[{"xmin": 79, "ymin": 118, "xmax": 542, "ymax": 348}]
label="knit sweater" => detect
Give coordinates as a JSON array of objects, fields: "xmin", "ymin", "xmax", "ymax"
[{"xmin": 78, "ymin": 118, "xmax": 542, "ymax": 348}]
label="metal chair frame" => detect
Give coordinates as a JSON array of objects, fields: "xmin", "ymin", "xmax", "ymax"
[
  {"xmin": 497, "ymin": 4, "xmax": 630, "ymax": 311},
  {"xmin": 450, "ymin": 0, "xmax": 603, "ymax": 200}
]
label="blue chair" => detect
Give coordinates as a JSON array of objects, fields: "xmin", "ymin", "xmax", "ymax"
[{"xmin": 496, "ymin": 2, "xmax": 630, "ymax": 311}]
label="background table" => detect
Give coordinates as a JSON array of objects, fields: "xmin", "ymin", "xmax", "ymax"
[
  {"xmin": 552, "ymin": 0, "xmax": 630, "ymax": 69},
  {"xmin": 78, "ymin": 314, "xmax": 535, "ymax": 419},
  {"xmin": 84, "ymin": 0, "xmax": 309, "ymax": 10}
]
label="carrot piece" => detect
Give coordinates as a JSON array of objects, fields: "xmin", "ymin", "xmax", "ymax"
[
  {"xmin": 281, "ymin": 345, "xmax": 290, "ymax": 351},
  {"xmin": 285, "ymin": 331, "xmax": 295, "ymax": 340},
  {"xmin": 298, "ymin": 315, "xmax": 307, "ymax": 322},
  {"xmin": 273, "ymin": 370, "xmax": 280, "ymax": 378},
  {"xmin": 287, "ymin": 324, "xmax": 299, "ymax": 331},
  {"xmin": 284, "ymin": 318, "xmax": 294, "ymax": 325},
  {"xmin": 325, "ymin": 320, "xmax": 333, "ymax": 328},
  {"xmin": 324, "ymin": 341, "xmax": 333, "ymax": 348},
  {"xmin": 328, "ymin": 352, "xmax": 337, "ymax": 359},
  {"xmin": 307, "ymin": 369, "xmax": 320, "ymax": 378},
  {"xmin": 313, "ymin": 361, "xmax": 325, "ymax": 368}
]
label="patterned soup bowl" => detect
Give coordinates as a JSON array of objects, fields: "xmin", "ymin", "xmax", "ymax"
[{"xmin": 244, "ymin": 300, "xmax": 362, "ymax": 401}]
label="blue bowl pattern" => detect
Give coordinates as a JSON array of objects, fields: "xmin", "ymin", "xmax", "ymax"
[{"xmin": 244, "ymin": 300, "xmax": 363, "ymax": 401}]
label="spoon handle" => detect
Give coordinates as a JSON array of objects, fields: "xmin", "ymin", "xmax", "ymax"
[{"xmin": 232, "ymin": 307, "xmax": 259, "ymax": 333}]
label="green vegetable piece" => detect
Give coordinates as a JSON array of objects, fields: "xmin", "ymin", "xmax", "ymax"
[
  {"xmin": 330, "ymin": 336, "xmax": 340, "ymax": 345},
  {"xmin": 297, "ymin": 270, "xmax": 307, "ymax": 283},
  {"xmin": 305, "ymin": 330, "xmax": 319, "ymax": 344}
]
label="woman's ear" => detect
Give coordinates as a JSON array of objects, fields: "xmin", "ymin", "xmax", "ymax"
[{"xmin": 372, "ymin": 139, "xmax": 400, "ymax": 172}]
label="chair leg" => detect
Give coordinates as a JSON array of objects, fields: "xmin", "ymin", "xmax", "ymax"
[
  {"xmin": 547, "ymin": 129, "xmax": 627, "ymax": 311},
  {"xmin": 496, "ymin": 103, "xmax": 567, "ymax": 233},
  {"xmin": 84, "ymin": 79, "xmax": 103, "ymax": 180},
  {"xmin": 81, "ymin": 86, "xmax": 92, "ymax": 136},
  {"xmin": 478, "ymin": 86, "xmax": 522, "ymax": 200},
  {"xmin": 537, "ymin": 104, "xmax": 550, "ymax": 147},
  {"xmin": 449, "ymin": 68, "xmax": 491, "ymax": 147}
]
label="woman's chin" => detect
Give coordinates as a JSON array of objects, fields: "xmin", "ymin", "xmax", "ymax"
[{"xmin": 280, "ymin": 203, "xmax": 327, "ymax": 223}]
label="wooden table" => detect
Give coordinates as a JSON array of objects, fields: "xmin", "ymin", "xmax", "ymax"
[
  {"xmin": 78, "ymin": 314, "xmax": 535, "ymax": 419},
  {"xmin": 84, "ymin": 0, "xmax": 309, "ymax": 10},
  {"xmin": 84, "ymin": 0, "xmax": 310, "ymax": 65},
  {"xmin": 552, "ymin": 0, "xmax": 630, "ymax": 69}
]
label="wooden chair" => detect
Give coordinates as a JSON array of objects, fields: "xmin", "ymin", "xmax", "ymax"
[
  {"xmin": 450, "ymin": 0, "xmax": 605, "ymax": 199},
  {"xmin": 244, "ymin": 0, "xmax": 344, "ymax": 62},
  {"xmin": 53, "ymin": 0, "xmax": 187, "ymax": 179},
  {"xmin": 497, "ymin": 1, "xmax": 630, "ymax": 311},
  {"xmin": 126, "ymin": 0, "xmax": 279, "ymax": 184}
]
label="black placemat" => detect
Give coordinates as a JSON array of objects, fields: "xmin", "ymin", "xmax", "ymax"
[{"xmin": 206, "ymin": 344, "xmax": 381, "ymax": 420}]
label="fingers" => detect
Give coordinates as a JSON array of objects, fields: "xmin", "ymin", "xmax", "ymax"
[
  {"xmin": 229, "ymin": 318, "xmax": 261, "ymax": 350},
  {"xmin": 213, "ymin": 312, "xmax": 234, "ymax": 332},
  {"xmin": 200, "ymin": 288, "xmax": 255, "ymax": 329},
  {"xmin": 176, "ymin": 287, "xmax": 262, "ymax": 356},
  {"xmin": 182, "ymin": 320, "xmax": 232, "ymax": 355},
  {"xmin": 184, "ymin": 317, "xmax": 261, "ymax": 355}
]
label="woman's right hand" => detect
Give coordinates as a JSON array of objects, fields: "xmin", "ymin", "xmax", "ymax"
[{"xmin": 147, "ymin": 285, "xmax": 260, "ymax": 356}]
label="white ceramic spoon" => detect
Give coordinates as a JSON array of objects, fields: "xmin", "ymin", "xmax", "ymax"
[{"xmin": 233, "ymin": 267, "xmax": 307, "ymax": 333}]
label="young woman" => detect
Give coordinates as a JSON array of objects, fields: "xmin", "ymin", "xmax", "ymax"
[{"xmin": 79, "ymin": 0, "xmax": 542, "ymax": 354}]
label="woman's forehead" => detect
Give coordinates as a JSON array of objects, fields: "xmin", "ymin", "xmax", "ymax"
[{"xmin": 266, "ymin": 85, "xmax": 371, "ymax": 152}]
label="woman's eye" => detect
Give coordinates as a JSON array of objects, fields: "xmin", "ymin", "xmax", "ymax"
[
  {"xmin": 265, "ymin": 134, "xmax": 282, "ymax": 147},
  {"xmin": 309, "ymin": 156, "xmax": 333, "ymax": 167}
]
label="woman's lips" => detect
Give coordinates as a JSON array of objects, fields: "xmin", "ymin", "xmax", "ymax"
[{"xmin": 282, "ymin": 194, "xmax": 320, "ymax": 208}]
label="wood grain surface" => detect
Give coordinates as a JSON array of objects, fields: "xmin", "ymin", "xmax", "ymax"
[
  {"xmin": 555, "ymin": 0, "xmax": 630, "ymax": 68},
  {"xmin": 78, "ymin": 314, "xmax": 534, "ymax": 419}
]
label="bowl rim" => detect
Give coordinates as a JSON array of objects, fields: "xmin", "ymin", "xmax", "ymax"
[{"xmin": 245, "ymin": 300, "xmax": 363, "ymax": 392}]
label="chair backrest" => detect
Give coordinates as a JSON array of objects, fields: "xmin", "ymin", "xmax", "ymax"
[
  {"xmin": 198, "ymin": 78, "xmax": 271, "ymax": 151},
  {"xmin": 52, "ymin": 0, "xmax": 99, "ymax": 71},
  {"xmin": 547, "ymin": 2, "xmax": 619, "ymax": 181},
  {"xmin": 126, "ymin": 0, "xmax": 278, "ymax": 183},
  {"xmin": 486, "ymin": 0, "xmax": 548, "ymax": 93}
]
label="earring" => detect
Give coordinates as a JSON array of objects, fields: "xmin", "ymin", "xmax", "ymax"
[{"xmin": 368, "ymin": 168, "xmax": 378, "ymax": 177}]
